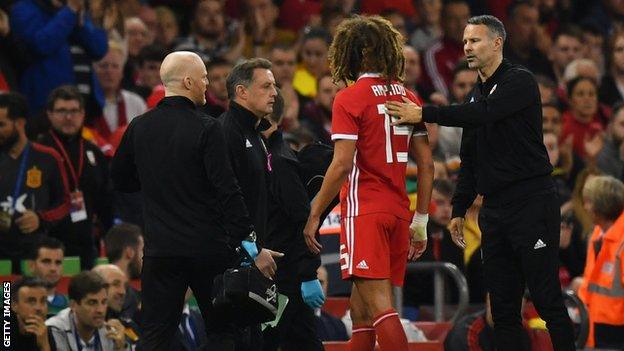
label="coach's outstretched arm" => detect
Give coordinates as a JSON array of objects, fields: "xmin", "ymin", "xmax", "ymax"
[
  {"xmin": 386, "ymin": 69, "xmax": 535, "ymax": 128},
  {"xmin": 303, "ymin": 140, "xmax": 356, "ymax": 254}
]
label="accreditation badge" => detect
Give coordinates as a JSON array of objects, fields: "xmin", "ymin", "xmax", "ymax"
[
  {"xmin": 70, "ymin": 190, "xmax": 88, "ymax": 223},
  {"xmin": 26, "ymin": 166, "xmax": 42, "ymax": 188},
  {"xmin": 0, "ymin": 210, "xmax": 11, "ymax": 233}
]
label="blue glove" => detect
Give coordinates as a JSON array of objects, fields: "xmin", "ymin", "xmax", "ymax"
[
  {"xmin": 301, "ymin": 279, "xmax": 325, "ymax": 309},
  {"xmin": 240, "ymin": 240, "xmax": 259, "ymax": 266}
]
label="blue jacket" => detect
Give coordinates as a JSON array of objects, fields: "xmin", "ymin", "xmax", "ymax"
[{"xmin": 10, "ymin": 0, "xmax": 108, "ymax": 112}]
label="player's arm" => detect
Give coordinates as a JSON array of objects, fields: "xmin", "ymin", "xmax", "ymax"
[
  {"xmin": 303, "ymin": 139, "xmax": 356, "ymax": 254},
  {"xmin": 410, "ymin": 135, "xmax": 434, "ymax": 216},
  {"xmin": 408, "ymin": 133, "xmax": 434, "ymax": 260}
]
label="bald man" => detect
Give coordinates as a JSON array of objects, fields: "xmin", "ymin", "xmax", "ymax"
[
  {"xmin": 111, "ymin": 51, "xmax": 259, "ymax": 350},
  {"xmin": 93, "ymin": 264, "xmax": 141, "ymax": 346}
]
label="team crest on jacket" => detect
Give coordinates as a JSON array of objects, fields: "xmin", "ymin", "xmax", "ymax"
[{"xmin": 26, "ymin": 166, "xmax": 42, "ymax": 188}]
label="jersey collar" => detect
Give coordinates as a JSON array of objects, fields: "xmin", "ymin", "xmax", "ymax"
[{"xmin": 357, "ymin": 73, "xmax": 382, "ymax": 81}]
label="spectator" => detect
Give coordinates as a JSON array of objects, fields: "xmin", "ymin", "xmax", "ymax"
[
  {"xmin": 561, "ymin": 76, "xmax": 609, "ymax": 159},
  {"xmin": 243, "ymin": 0, "xmax": 296, "ymax": 58},
  {"xmin": 123, "ymin": 17, "xmax": 150, "ymax": 88},
  {"xmin": 268, "ymin": 44, "xmax": 305, "ymax": 130},
  {"xmin": 104, "ymin": 223, "xmax": 143, "ymax": 321},
  {"xmin": 293, "ymin": 27, "xmax": 331, "ymax": 98},
  {"xmin": 154, "ymin": 6, "xmax": 180, "ymax": 49},
  {"xmin": 138, "ymin": 5, "xmax": 158, "ymax": 46},
  {"xmin": 0, "ymin": 92, "xmax": 70, "ymax": 273},
  {"xmin": 92, "ymin": 265, "xmax": 127, "ymax": 318},
  {"xmin": 444, "ymin": 294, "xmax": 554, "ymax": 351},
  {"xmin": 174, "ymin": 0, "xmax": 245, "ymax": 63},
  {"xmin": 300, "ymin": 74, "xmax": 339, "ymax": 145},
  {"xmin": 10, "ymin": 0, "xmax": 108, "ymax": 123},
  {"xmin": 10, "ymin": 277, "xmax": 57, "ymax": 351},
  {"xmin": 582, "ymin": 0, "xmax": 624, "ymax": 38},
  {"xmin": 278, "ymin": 0, "xmax": 322, "ymax": 33},
  {"xmin": 203, "ymin": 57, "xmax": 232, "ymax": 117},
  {"xmin": 581, "ymin": 23, "xmax": 606, "ymax": 77},
  {"xmin": 503, "ymin": 1, "xmax": 551, "ymax": 77},
  {"xmin": 410, "ymin": 0, "xmax": 443, "ymax": 52},
  {"xmin": 0, "ymin": 7, "xmax": 20, "ymax": 92},
  {"xmin": 38, "ymin": 85, "xmax": 113, "ymax": 270},
  {"xmin": 46, "ymin": 271, "xmax": 130, "ymax": 351},
  {"xmin": 90, "ymin": 0, "xmax": 124, "ymax": 40},
  {"xmin": 420, "ymin": 0, "xmax": 470, "ymax": 98},
  {"xmin": 403, "ymin": 45, "xmax": 425, "ymax": 98},
  {"xmin": 320, "ymin": 6, "xmax": 347, "ymax": 37},
  {"xmin": 600, "ymin": 31, "xmax": 624, "ymax": 107},
  {"xmin": 593, "ymin": 103, "xmax": 624, "ymax": 179},
  {"xmin": 404, "ymin": 179, "xmax": 464, "ymax": 311},
  {"xmin": 360, "ymin": 0, "xmax": 416, "ymax": 17},
  {"xmin": 536, "ymin": 74, "xmax": 558, "ymax": 105},
  {"xmin": 92, "ymin": 264, "xmax": 140, "ymax": 346},
  {"xmin": 131, "ymin": 44, "xmax": 168, "ymax": 100},
  {"xmin": 380, "ymin": 8, "xmax": 408, "ymax": 43},
  {"xmin": 315, "ymin": 266, "xmax": 348, "ymax": 342},
  {"xmin": 27, "ymin": 237, "xmax": 68, "ymax": 316},
  {"xmin": 548, "ymin": 26, "xmax": 584, "ymax": 87},
  {"xmin": 437, "ymin": 62, "xmax": 477, "ymax": 161},
  {"xmin": 577, "ymin": 176, "xmax": 624, "ymax": 349},
  {"xmin": 92, "ymin": 40, "xmax": 147, "ymax": 143}
]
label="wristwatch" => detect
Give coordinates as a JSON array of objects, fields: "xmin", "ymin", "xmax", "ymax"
[{"xmin": 244, "ymin": 231, "xmax": 257, "ymax": 242}]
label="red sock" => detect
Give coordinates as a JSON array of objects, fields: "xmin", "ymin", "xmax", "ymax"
[
  {"xmin": 373, "ymin": 309, "xmax": 408, "ymax": 351},
  {"xmin": 348, "ymin": 324, "xmax": 376, "ymax": 351}
]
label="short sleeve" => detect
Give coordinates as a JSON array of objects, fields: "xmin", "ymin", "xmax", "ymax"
[
  {"xmin": 331, "ymin": 94, "xmax": 359, "ymax": 141},
  {"xmin": 406, "ymin": 89, "xmax": 428, "ymax": 137}
]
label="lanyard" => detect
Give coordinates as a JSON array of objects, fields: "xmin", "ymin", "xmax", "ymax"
[
  {"xmin": 12, "ymin": 143, "xmax": 30, "ymax": 210},
  {"xmin": 50, "ymin": 131, "xmax": 84, "ymax": 190}
]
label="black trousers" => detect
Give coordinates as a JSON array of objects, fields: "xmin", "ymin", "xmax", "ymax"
[
  {"xmin": 262, "ymin": 290, "xmax": 323, "ymax": 351},
  {"xmin": 138, "ymin": 251, "xmax": 236, "ymax": 351},
  {"xmin": 480, "ymin": 192, "xmax": 576, "ymax": 351}
]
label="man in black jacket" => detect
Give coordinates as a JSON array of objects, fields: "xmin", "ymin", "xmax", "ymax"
[
  {"xmin": 386, "ymin": 15, "xmax": 575, "ymax": 351},
  {"xmin": 38, "ymin": 85, "xmax": 113, "ymax": 270},
  {"xmin": 10, "ymin": 277, "xmax": 57, "ymax": 351},
  {"xmin": 260, "ymin": 90, "xmax": 324, "ymax": 351},
  {"xmin": 218, "ymin": 57, "xmax": 284, "ymax": 350},
  {"xmin": 111, "ymin": 51, "xmax": 275, "ymax": 351}
]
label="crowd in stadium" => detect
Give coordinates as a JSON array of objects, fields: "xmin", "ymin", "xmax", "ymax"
[{"xmin": 1, "ymin": 0, "xmax": 624, "ymax": 350}]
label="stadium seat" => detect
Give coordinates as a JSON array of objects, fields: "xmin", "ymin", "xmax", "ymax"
[
  {"xmin": 0, "ymin": 260, "xmax": 11, "ymax": 275},
  {"xmin": 95, "ymin": 257, "xmax": 109, "ymax": 266},
  {"xmin": 62, "ymin": 257, "xmax": 81, "ymax": 276},
  {"xmin": 20, "ymin": 260, "xmax": 32, "ymax": 276}
]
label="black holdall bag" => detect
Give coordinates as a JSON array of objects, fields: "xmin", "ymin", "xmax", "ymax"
[{"xmin": 212, "ymin": 249, "xmax": 279, "ymax": 327}]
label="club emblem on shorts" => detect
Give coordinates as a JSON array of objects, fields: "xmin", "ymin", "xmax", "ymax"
[
  {"xmin": 356, "ymin": 260, "xmax": 369, "ymax": 270},
  {"xmin": 534, "ymin": 239, "xmax": 546, "ymax": 249}
]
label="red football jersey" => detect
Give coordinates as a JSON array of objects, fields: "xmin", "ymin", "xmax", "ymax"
[{"xmin": 331, "ymin": 74, "xmax": 427, "ymax": 222}]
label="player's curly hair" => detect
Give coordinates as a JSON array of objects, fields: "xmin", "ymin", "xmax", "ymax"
[{"xmin": 328, "ymin": 15, "xmax": 405, "ymax": 84}]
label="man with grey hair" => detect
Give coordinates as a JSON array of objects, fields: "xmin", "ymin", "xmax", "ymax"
[
  {"xmin": 111, "ymin": 51, "xmax": 269, "ymax": 350},
  {"xmin": 386, "ymin": 15, "xmax": 576, "ymax": 350}
]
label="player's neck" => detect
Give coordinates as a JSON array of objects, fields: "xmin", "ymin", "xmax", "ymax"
[{"xmin": 478, "ymin": 56, "xmax": 503, "ymax": 82}]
